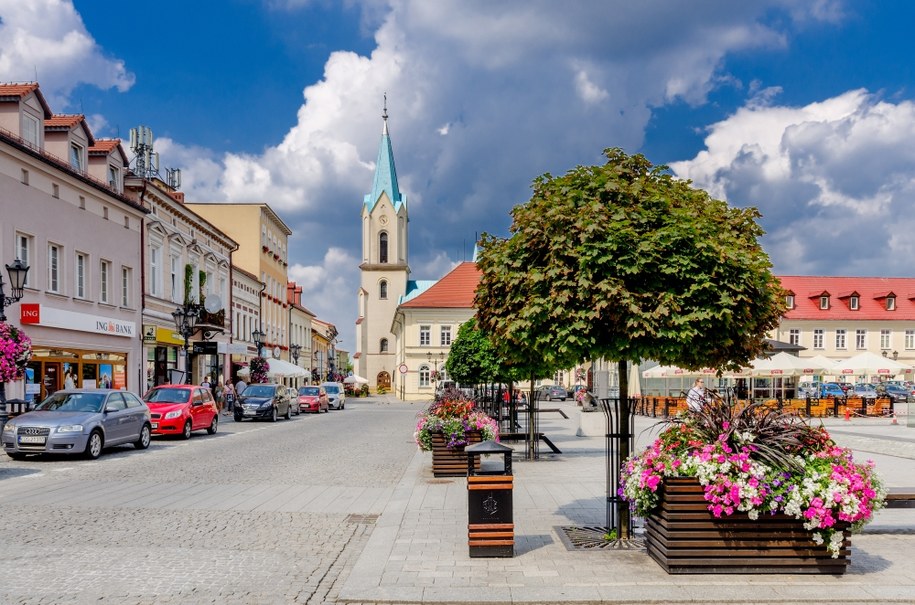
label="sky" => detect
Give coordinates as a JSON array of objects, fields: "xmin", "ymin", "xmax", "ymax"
[{"xmin": 3, "ymin": 0, "xmax": 915, "ymax": 353}]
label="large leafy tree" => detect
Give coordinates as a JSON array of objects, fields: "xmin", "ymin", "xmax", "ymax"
[
  {"xmin": 475, "ymin": 148, "xmax": 785, "ymax": 538},
  {"xmin": 445, "ymin": 319, "xmax": 500, "ymax": 385}
]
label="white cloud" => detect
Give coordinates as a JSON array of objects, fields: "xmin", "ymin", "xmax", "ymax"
[
  {"xmin": 671, "ymin": 89, "xmax": 915, "ymax": 277},
  {"xmin": 0, "ymin": 0, "xmax": 134, "ymax": 108}
]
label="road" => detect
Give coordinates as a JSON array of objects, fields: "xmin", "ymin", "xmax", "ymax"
[{"xmin": 0, "ymin": 395, "xmax": 420, "ymax": 604}]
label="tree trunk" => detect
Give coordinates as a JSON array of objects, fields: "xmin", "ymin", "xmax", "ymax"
[{"xmin": 617, "ymin": 359, "xmax": 631, "ymax": 539}]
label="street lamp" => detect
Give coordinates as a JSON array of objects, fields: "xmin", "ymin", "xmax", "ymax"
[
  {"xmin": 882, "ymin": 350, "xmax": 899, "ymax": 360},
  {"xmin": 1, "ymin": 258, "xmax": 31, "ymax": 432},
  {"xmin": 171, "ymin": 303, "xmax": 200, "ymax": 382},
  {"xmin": 252, "ymin": 328, "xmax": 266, "ymax": 358},
  {"xmin": 426, "ymin": 351, "xmax": 444, "ymax": 386}
]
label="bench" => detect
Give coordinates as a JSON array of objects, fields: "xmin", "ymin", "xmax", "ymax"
[
  {"xmin": 499, "ymin": 431, "xmax": 562, "ymax": 453},
  {"xmin": 885, "ymin": 489, "xmax": 915, "ymax": 509}
]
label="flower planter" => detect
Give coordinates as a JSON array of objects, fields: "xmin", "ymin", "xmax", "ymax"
[
  {"xmin": 645, "ymin": 477, "xmax": 850, "ymax": 574},
  {"xmin": 431, "ymin": 431, "xmax": 482, "ymax": 477}
]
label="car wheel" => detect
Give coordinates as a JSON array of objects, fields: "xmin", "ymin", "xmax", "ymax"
[
  {"xmin": 206, "ymin": 415, "xmax": 218, "ymax": 435},
  {"xmin": 134, "ymin": 424, "xmax": 151, "ymax": 450},
  {"xmin": 181, "ymin": 420, "xmax": 193, "ymax": 440},
  {"xmin": 271, "ymin": 407, "xmax": 278, "ymax": 422},
  {"xmin": 7, "ymin": 452, "xmax": 26, "ymax": 460},
  {"xmin": 84, "ymin": 430, "xmax": 103, "ymax": 460},
  {"xmin": 284, "ymin": 405, "xmax": 291, "ymax": 420}
]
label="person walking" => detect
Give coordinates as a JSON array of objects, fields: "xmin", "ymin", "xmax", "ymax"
[
  {"xmin": 686, "ymin": 378, "xmax": 709, "ymax": 412},
  {"xmin": 214, "ymin": 380, "xmax": 225, "ymax": 414},
  {"xmin": 223, "ymin": 382, "xmax": 236, "ymax": 416},
  {"xmin": 235, "ymin": 377, "xmax": 247, "ymax": 396}
]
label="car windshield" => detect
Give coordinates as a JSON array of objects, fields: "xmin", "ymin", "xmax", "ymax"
[
  {"xmin": 243, "ymin": 385, "xmax": 276, "ymax": 397},
  {"xmin": 324, "ymin": 385, "xmax": 340, "ymax": 394},
  {"xmin": 144, "ymin": 387, "xmax": 190, "ymax": 403},
  {"xmin": 298, "ymin": 387, "xmax": 319, "ymax": 396},
  {"xmin": 36, "ymin": 392, "xmax": 106, "ymax": 413}
]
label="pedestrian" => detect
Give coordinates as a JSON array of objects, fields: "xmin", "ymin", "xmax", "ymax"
[
  {"xmin": 214, "ymin": 380, "xmax": 225, "ymax": 414},
  {"xmin": 201, "ymin": 375, "xmax": 212, "ymax": 390},
  {"xmin": 686, "ymin": 378, "xmax": 709, "ymax": 412},
  {"xmin": 223, "ymin": 382, "xmax": 236, "ymax": 416},
  {"xmin": 235, "ymin": 377, "xmax": 247, "ymax": 396},
  {"xmin": 64, "ymin": 371, "xmax": 75, "ymax": 390}
]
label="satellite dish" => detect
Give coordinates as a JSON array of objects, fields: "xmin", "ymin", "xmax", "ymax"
[{"xmin": 204, "ymin": 295, "xmax": 222, "ymax": 314}]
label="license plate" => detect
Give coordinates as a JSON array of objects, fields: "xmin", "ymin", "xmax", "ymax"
[
  {"xmin": 18, "ymin": 435, "xmax": 46, "ymax": 444},
  {"xmin": 151, "ymin": 423, "xmax": 158, "ymax": 429},
  {"xmin": 244, "ymin": 411, "xmax": 256, "ymax": 416}
]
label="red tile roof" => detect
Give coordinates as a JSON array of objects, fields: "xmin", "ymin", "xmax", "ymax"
[
  {"xmin": 45, "ymin": 114, "xmax": 94, "ymax": 145},
  {"xmin": 88, "ymin": 139, "xmax": 120, "ymax": 154},
  {"xmin": 779, "ymin": 276, "xmax": 915, "ymax": 320},
  {"xmin": 400, "ymin": 262, "xmax": 481, "ymax": 308},
  {"xmin": 0, "ymin": 82, "xmax": 52, "ymax": 117}
]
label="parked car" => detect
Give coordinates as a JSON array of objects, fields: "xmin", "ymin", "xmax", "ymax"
[
  {"xmin": 143, "ymin": 384, "xmax": 219, "ymax": 439},
  {"xmin": 297, "ymin": 385, "xmax": 329, "ymax": 413},
  {"xmin": 321, "ymin": 382, "xmax": 346, "ymax": 410},
  {"xmin": 286, "ymin": 387, "xmax": 302, "ymax": 416},
  {"xmin": 797, "ymin": 382, "xmax": 821, "ymax": 398},
  {"xmin": 2, "ymin": 389, "xmax": 151, "ymax": 460},
  {"xmin": 881, "ymin": 383, "xmax": 911, "ymax": 402},
  {"xmin": 234, "ymin": 383, "xmax": 293, "ymax": 422},
  {"xmin": 838, "ymin": 383, "xmax": 854, "ymax": 394},
  {"xmin": 852, "ymin": 383, "xmax": 879, "ymax": 400},
  {"xmin": 819, "ymin": 383, "xmax": 846, "ymax": 399},
  {"xmin": 537, "ymin": 385, "xmax": 567, "ymax": 402}
]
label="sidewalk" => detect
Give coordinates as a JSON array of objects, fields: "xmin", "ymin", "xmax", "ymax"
[{"xmin": 339, "ymin": 401, "xmax": 915, "ymax": 604}]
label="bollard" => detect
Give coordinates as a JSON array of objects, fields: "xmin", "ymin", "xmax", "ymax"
[{"xmin": 466, "ymin": 440, "xmax": 514, "ymax": 558}]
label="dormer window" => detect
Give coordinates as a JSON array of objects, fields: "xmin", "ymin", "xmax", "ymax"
[
  {"xmin": 850, "ymin": 296, "xmax": 859, "ymax": 310},
  {"xmin": 785, "ymin": 295, "xmax": 795, "ymax": 309},
  {"xmin": 69, "ymin": 142, "xmax": 84, "ymax": 171},
  {"xmin": 819, "ymin": 295, "xmax": 829, "ymax": 310},
  {"xmin": 887, "ymin": 296, "xmax": 896, "ymax": 311}
]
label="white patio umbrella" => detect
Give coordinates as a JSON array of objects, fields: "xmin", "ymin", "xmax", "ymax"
[
  {"xmin": 237, "ymin": 358, "xmax": 308, "ymax": 379},
  {"xmin": 830, "ymin": 351, "xmax": 912, "ymax": 379},
  {"xmin": 750, "ymin": 352, "xmax": 832, "ymax": 377},
  {"xmin": 343, "ymin": 374, "xmax": 369, "ymax": 385}
]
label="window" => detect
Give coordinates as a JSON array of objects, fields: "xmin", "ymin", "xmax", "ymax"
[
  {"xmin": 79, "ymin": 196, "xmax": 85, "ymax": 210},
  {"xmin": 788, "ymin": 329, "xmax": 799, "ymax": 346},
  {"xmin": 856, "ymin": 329, "xmax": 866, "ymax": 350},
  {"xmin": 20, "ymin": 169, "xmax": 28, "ymax": 185},
  {"xmin": 75, "ymin": 253, "xmax": 87, "ymax": 299},
  {"xmin": 16, "ymin": 233, "xmax": 31, "ymax": 288},
  {"xmin": 887, "ymin": 296, "xmax": 896, "ymax": 311},
  {"xmin": 22, "ymin": 113, "xmax": 39, "ymax": 148},
  {"xmin": 819, "ymin": 296, "xmax": 829, "ymax": 310},
  {"xmin": 378, "ymin": 232, "xmax": 389, "ymax": 264},
  {"xmin": 835, "ymin": 329, "xmax": 846, "ymax": 350},
  {"xmin": 785, "ymin": 295, "xmax": 794, "ymax": 309},
  {"xmin": 107, "ymin": 165, "xmax": 120, "ymax": 190},
  {"xmin": 122, "ymin": 267, "xmax": 131, "ymax": 306},
  {"xmin": 103, "ymin": 206, "xmax": 108, "ymax": 220},
  {"xmin": 69, "ymin": 142, "xmax": 84, "ymax": 171},
  {"xmin": 419, "ymin": 325, "xmax": 430, "ymax": 346},
  {"xmin": 100, "ymin": 260, "xmax": 111, "ymax": 303},
  {"xmin": 150, "ymin": 246, "xmax": 161, "ymax": 296},
  {"xmin": 380, "ymin": 338, "xmax": 389, "ymax": 353},
  {"xmin": 813, "ymin": 329, "xmax": 824, "ymax": 349},
  {"xmin": 850, "ymin": 296, "xmax": 859, "ymax": 310},
  {"xmin": 124, "ymin": 215, "xmax": 130, "ymax": 229},
  {"xmin": 48, "ymin": 244, "xmax": 60, "ymax": 293},
  {"xmin": 379, "ymin": 279, "xmax": 388, "ymax": 299},
  {"xmin": 419, "ymin": 364, "xmax": 431, "ymax": 387},
  {"xmin": 441, "ymin": 325, "xmax": 452, "ymax": 346},
  {"xmin": 170, "ymin": 255, "xmax": 181, "ymax": 302},
  {"xmin": 906, "ymin": 330, "xmax": 915, "ymax": 350},
  {"xmin": 52, "ymin": 183, "xmax": 59, "ymax": 199},
  {"xmin": 881, "ymin": 329, "xmax": 891, "ymax": 350}
]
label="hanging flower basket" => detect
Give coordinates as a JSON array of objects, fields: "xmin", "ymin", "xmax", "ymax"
[{"xmin": 0, "ymin": 322, "xmax": 32, "ymax": 383}]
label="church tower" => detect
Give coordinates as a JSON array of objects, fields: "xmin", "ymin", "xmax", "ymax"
[{"xmin": 355, "ymin": 100, "xmax": 409, "ymax": 392}]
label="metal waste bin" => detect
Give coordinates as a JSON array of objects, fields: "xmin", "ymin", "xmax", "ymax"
[{"xmin": 466, "ymin": 440, "xmax": 514, "ymax": 558}]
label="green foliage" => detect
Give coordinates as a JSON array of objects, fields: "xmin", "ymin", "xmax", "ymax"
[
  {"xmin": 474, "ymin": 147, "xmax": 785, "ymax": 373},
  {"xmin": 184, "ymin": 264, "xmax": 194, "ymax": 305},
  {"xmin": 446, "ymin": 319, "xmax": 500, "ymax": 384}
]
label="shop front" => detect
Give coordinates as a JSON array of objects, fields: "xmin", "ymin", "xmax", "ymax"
[
  {"xmin": 143, "ymin": 324, "xmax": 183, "ymax": 388},
  {"xmin": 19, "ymin": 303, "xmax": 141, "ymax": 403}
]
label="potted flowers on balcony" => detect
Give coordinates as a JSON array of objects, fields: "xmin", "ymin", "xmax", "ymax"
[
  {"xmin": 620, "ymin": 394, "xmax": 885, "ymax": 574},
  {"xmin": 415, "ymin": 388, "xmax": 499, "ymax": 477}
]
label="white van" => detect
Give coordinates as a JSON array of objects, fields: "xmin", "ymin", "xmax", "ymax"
[{"xmin": 321, "ymin": 382, "xmax": 346, "ymax": 410}]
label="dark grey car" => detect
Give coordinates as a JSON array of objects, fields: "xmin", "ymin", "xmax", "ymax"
[
  {"xmin": 2, "ymin": 389, "xmax": 151, "ymax": 460},
  {"xmin": 233, "ymin": 383, "xmax": 293, "ymax": 421}
]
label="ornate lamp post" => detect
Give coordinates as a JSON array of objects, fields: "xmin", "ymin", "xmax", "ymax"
[
  {"xmin": 1, "ymin": 259, "xmax": 31, "ymax": 432},
  {"xmin": 252, "ymin": 328, "xmax": 266, "ymax": 358},
  {"xmin": 171, "ymin": 303, "xmax": 200, "ymax": 383},
  {"xmin": 426, "ymin": 351, "xmax": 444, "ymax": 388}
]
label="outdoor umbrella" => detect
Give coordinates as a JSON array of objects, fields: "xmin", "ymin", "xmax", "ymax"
[
  {"xmin": 237, "ymin": 358, "xmax": 308, "ymax": 378},
  {"xmin": 830, "ymin": 351, "xmax": 912, "ymax": 378},
  {"xmin": 343, "ymin": 374, "xmax": 369, "ymax": 384}
]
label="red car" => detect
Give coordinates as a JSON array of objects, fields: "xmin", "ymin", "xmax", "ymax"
[
  {"xmin": 297, "ymin": 385, "xmax": 329, "ymax": 414},
  {"xmin": 143, "ymin": 384, "xmax": 219, "ymax": 439}
]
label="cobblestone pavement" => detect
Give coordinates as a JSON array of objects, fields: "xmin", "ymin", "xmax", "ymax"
[{"xmin": 0, "ymin": 395, "xmax": 420, "ymax": 604}]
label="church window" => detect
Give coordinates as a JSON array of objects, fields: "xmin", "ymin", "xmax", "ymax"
[
  {"xmin": 419, "ymin": 364, "xmax": 431, "ymax": 387},
  {"xmin": 379, "ymin": 279, "xmax": 388, "ymax": 299},
  {"xmin": 379, "ymin": 232, "xmax": 388, "ymax": 263},
  {"xmin": 380, "ymin": 338, "xmax": 389, "ymax": 353}
]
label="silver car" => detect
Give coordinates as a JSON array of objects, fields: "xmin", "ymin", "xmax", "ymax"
[
  {"xmin": 321, "ymin": 382, "xmax": 346, "ymax": 410},
  {"xmin": 2, "ymin": 389, "xmax": 151, "ymax": 460}
]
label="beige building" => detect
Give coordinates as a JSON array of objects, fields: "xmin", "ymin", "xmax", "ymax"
[
  {"xmin": 0, "ymin": 83, "xmax": 146, "ymax": 399},
  {"xmin": 230, "ymin": 265, "xmax": 263, "ymax": 374},
  {"xmin": 287, "ymin": 280, "xmax": 315, "ymax": 385},
  {"xmin": 186, "ymin": 203, "xmax": 292, "ymax": 364}
]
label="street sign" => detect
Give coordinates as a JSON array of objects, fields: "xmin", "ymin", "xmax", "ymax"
[
  {"xmin": 192, "ymin": 341, "xmax": 217, "ymax": 355},
  {"xmin": 398, "ymin": 363, "xmax": 408, "ymax": 374}
]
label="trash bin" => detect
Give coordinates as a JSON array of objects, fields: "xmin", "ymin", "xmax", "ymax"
[{"xmin": 466, "ymin": 440, "xmax": 514, "ymax": 558}]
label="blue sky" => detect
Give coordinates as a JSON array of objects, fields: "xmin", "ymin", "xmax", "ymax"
[{"xmin": 3, "ymin": 0, "xmax": 915, "ymax": 352}]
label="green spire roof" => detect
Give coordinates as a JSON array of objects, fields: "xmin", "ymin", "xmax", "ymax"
[{"xmin": 364, "ymin": 107, "xmax": 406, "ymax": 213}]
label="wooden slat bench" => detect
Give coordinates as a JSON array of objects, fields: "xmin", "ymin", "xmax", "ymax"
[{"xmin": 885, "ymin": 489, "xmax": 915, "ymax": 509}]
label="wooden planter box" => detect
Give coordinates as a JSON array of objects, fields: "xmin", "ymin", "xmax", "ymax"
[
  {"xmin": 646, "ymin": 476, "xmax": 850, "ymax": 574},
  {"xmin": 431, "ymin": 431, "xmax": 482, "ymax": 477}
]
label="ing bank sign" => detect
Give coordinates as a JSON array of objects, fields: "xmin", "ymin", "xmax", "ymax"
[{"xmin": 21, "ymin": 304, "xmax": 136, "ymax": 338}]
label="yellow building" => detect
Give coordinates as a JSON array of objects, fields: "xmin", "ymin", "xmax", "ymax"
[{"xmin": 186, "ymin": 203, "xmax": 292, "ymax": 360}]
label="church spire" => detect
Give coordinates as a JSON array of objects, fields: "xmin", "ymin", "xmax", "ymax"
[{"xmin": 364, "ymin": 94, "xmax": 405, "ymax": 213}]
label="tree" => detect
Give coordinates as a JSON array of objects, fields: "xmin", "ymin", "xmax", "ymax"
[
  {"xmin": 474, "ymin": 148, "xmax": 785, "ymax": 538},
  {"xmin": 444, "ymin": 319, "xmax": 500, "ymax": 386}
]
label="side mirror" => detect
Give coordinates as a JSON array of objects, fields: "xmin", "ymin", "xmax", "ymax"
[{"xmin": 105, "ymin": 405, "xmax": 118, "ymax": 413}]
